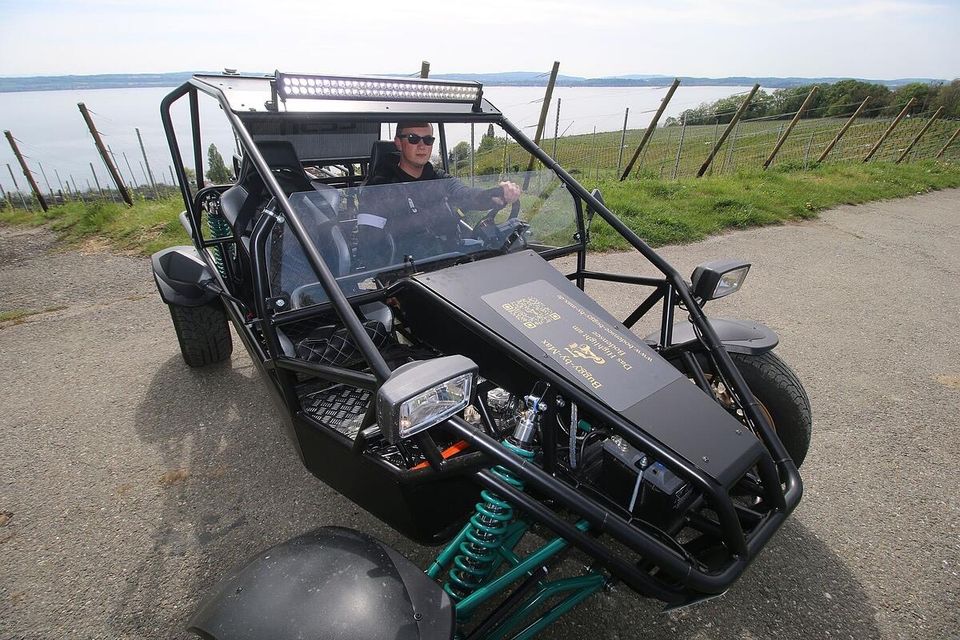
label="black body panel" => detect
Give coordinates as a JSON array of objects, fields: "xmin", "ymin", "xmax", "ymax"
[
  {"xmin": 151, "ymin": 246, "xmax": 218, "ymax": 307},
  {"xmin": 405, "ymin": 250, "xmax": 764, "ymax": 485},
  {"xmin": 291, "ymin": 415, "xmax": 483, "ymax": 545},
  {"xmin": 189, "ymin": 526, "xmax": 454, "ymax": 640}
]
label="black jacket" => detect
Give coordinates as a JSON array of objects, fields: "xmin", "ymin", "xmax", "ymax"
[{"xmin": 360, "ymin": 161, "xmax": 502, "ymax": 262}]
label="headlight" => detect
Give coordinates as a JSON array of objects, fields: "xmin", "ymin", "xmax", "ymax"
[
  {"xmin": 690, "ymin": 259, "xmax": 751, "ymax": 301},
  {"xmin": 376, "ymin": 355, "xmax": 478, "ymax": 443}
]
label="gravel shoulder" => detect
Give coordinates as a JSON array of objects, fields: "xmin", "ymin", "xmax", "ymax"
[{"xmin": 1, "ymin": 189, "xmax": 958, "ymax": 639}]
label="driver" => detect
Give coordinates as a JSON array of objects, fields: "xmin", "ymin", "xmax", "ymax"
[{"xmin": 359, "ymin": 122, "xmax": 521, "ymax": 267}]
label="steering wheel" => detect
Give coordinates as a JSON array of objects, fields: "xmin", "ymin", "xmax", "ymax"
[{"xmin": 472, "ymin": 201, "xmax": 528, "ymax": 251}]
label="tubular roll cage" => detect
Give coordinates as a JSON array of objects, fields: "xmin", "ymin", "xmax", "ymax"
[{"xmin": 161, "ymin": 75, "xmax": 802, "ymax": 602}]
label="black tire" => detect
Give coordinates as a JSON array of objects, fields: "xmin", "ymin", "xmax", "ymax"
[
  {"xmin": 730, "ymin": 351, "xmax": 812, "ymax": 467},
  {"xmin": 168, "ymin": 300, "xmax": 233, "ymax": 368}
]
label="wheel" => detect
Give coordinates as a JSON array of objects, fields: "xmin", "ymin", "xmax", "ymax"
[
  {"xmin": 168, "ymin": 300, "xmax": 233, "ymax": 367},
  {"xmin": 730, "ymin": 351, "xmax": 812, "ymax": 467}
]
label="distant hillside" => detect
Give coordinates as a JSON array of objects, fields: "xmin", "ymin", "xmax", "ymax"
[
  {"xmin": 0, "ymin": 73, "xmax": 197, "ymax": 92},
  {"xmin": 0, "ymin": 71, "xmax": 946, "ymax": 93}
]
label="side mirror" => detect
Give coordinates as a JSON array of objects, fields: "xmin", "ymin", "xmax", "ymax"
[
  {"xmin": 691, "ymin": 259, "xmax": 751, "ymax": 301},
  {"xmin": 376, "ymin": 355, "xmax": 478, "ymax": 444}
]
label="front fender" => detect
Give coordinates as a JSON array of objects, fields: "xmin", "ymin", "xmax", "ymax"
[
  {"xmin": 188, "ymin": 527, "xmax": 454, "ymax": 640},
  {"xmin": 151, "ymin": 246, "xmax": 218, "ymax": 307},
  {"xmin": 647, "ymin": 318, "xmax": 779, "ymax": 355}
]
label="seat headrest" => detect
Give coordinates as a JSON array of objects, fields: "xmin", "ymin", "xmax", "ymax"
[
  {"xmin": 258, "ymin": 141, "xmax": 308, "ymax": 174},
  {"xmin": 368, "ymin": 140, "xmax": 399, "ymax": 178},
  {"xmin": 236, "ymin": 140, "xmax": 312, "ymax": 194}
]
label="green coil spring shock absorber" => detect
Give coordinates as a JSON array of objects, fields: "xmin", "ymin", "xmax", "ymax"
[
  {"xmin": 443, "ymin": 393, "xmax": 546, "ymax": 602},
  {"xmin": 205, "ymin": 196, "xmax": 232, "ymax": 279}
]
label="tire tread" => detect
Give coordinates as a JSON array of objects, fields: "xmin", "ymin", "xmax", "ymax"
[
  {"xmin": 168, "ymin": 301, "xmax": 233, "ymax": 367},
  {"xmin": 730, "ymin": 351, "xmax": 812, "ymax": 467}
]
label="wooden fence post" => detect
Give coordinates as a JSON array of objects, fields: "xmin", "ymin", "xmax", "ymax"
[
  {"xmin": 896, "ymin": 106, "xmax": 945, "ymax": 163},
  {"xmin": 697, "ymin": 84, "xmax": 761, "ymax": 177},
  {"xmin": 525, "ymin": 61, "xmax": 560, "ymax": 178},
  {"xmin": 553, "ymin": 98, "xmax": 561, "ymax": 160},
  {"xmin": 122, "ymin": 152, "xmax": 139, "ymax": 188},
  {"xmin": 71, "ymin": 175, "xmax": 85, "ymax": 203},
  {"xmin": 54, "ymin": 169, "xmax": 67, "ymax": 200},
  {"xmin": 420, "ymin": 61, "xmax": 430, "ymax": 79},
  {"xmin": 78, "ymin": 103, "xmax": 133, "ymax": 205},
  {"xmin": 863, "ymin": 98, "xmax": 916, "ymax": 162},
  {"xmin": 593, "ymin": 127, "xmax": 600, "ymax": 180},
  {"xmin": 721, "ymin": 121, "xmax": 741, "ymax": 173},
  {"xmin": 4, "ymin": 131, "xmax": 48, "ymax": 211},
  {"xmin": 817, "ymin": 97, "xmax": 870, "ymax": 164},
  {"xmin": 616, "ymin": 107, "xmax": 629, "ymax": 174},
  {"xmin": 763, "ymin": 86, "xmax": 819, "ymax": 169},
  {"xmin": 6, "ymin": 163, "xmax": 31, "ymax": 209},
  {"xmin": 709, "ymin": 120, "xmax": 720, "ymax": 176},
  {"xmin": 672, "ymin": 116, "xmax": 687, "ymax": 179},
  {"xmin": 136, "ymin": 127, "xmax": 159, "ymax": 198},
  {"xmin": 936, "ymin": 126, "xmax": 960, "ymax": 159},
  {"xmin": 620, "ymin": 78, "xmax": 680, "ymax": 180},
  {"xmin": 38, "ymin": 162, "xmax": 55, "ymax": 199},
  {"xmin": 89, "ymin": 162, "xmax": 106, "ymax": 199}
]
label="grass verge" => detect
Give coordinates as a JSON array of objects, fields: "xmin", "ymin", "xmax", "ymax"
[
  {"xmin": 1, "ymin": 160, "xmax": 959, "ymax": 255},
  {"xmin": 587, "ymin": 160, "xmax": 960, "ymax": 250},
  {"xmin": 0, "ymin": 195, "xmax": 189, "ymax": 255}
]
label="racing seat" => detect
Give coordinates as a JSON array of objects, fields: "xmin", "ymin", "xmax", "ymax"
[
  {"xmin": 220, "ymin": 140, "xmax": 317, "ymax": 240},
  {"xmin": 364, "ymin": 140, "xmax": 399, "ymax": 184},
  {"xmin": 218, "ymin": 141, "xmax": 351, "ymax": 303},
  {"xmin": 357, "ymin": 140, "xmax": 401, "ymax": 269}
]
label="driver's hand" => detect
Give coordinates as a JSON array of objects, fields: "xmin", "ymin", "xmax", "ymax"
[{"xmin": 498, "ymin": 181, "xmax": 522, "ymax": 204}]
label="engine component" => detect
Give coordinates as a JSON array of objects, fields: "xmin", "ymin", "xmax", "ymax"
[
  {"xmin": 600, "ymin": 437, "xmax": 693, "ymax": 530},
  {"xmin": 486, "ymin": 387, "xmax": 521, "ymax": 435}
]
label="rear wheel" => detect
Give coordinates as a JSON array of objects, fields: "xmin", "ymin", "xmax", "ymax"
[
  {"xmin": 168, "ymin": 300, "xmax": 233, "ymax": 367},
  {"xmin": 730, "ymin": 351, "xmax": 812, "ymax": 467}
]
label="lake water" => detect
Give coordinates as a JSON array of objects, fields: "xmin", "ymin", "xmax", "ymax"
[{"xmin": 0, "ymin": 84, "xmax": 750, "ymax": 194}]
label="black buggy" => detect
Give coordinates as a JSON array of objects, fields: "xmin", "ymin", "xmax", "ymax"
[{"xmin": 153, "ymin": 71, "xmax": 811, "ymax": 639}]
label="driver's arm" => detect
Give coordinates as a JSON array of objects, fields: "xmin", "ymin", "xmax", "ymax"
[{"xmin": 436, "ymin": 170, "xmax": 522, "ymax": 211}]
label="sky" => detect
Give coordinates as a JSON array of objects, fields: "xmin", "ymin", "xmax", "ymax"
[{"xmin": 0, "ymin": 0, "xmax": 958, "ymax": 80}]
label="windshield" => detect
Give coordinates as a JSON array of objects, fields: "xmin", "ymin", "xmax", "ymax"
[{"xmin": 264, "ymin": 169, "xmax": 580, "ymax": 309}]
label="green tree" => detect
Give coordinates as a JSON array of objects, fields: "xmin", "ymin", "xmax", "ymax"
[
  {"xmin": 206, "ymin": 143, "xmax": 233, "ymax": 183},
  {"xmin": 448, "ymin": 141, "xmax": 471, "ymax": 172},
  {"xmin": 889, "ymin": 82, "xmax": 938, "ymax": 116},
  {"xmin": 821, "ymin": 79, "xmax": 890, "ymax": 116},
  {"xmin": 931, "ymin": 79, "xmax": 960, "ymax": 118}
]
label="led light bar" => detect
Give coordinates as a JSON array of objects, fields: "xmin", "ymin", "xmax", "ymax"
[{"xmin": 275, "ymin": 72, "xmax": 482, "ymax": 107}]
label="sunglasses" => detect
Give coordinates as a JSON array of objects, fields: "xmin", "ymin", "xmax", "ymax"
[{"xmin": 399, "ymin": 133, "xmax": 436, "ymax": 145}]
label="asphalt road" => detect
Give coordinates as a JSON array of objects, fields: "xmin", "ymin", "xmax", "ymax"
[{"xmin": 1, "ymin": 189, "xmax": 958, "ymax": 639}]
